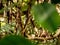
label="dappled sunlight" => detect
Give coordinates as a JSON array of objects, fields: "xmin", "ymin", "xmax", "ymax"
[
  {"xmin": 0, "ymin": 17, "xmax": 4, "ymax": 21},
  {"xmin": 56, "ymin": 4, "xmax": 60, "ymax": 15},
  {"xmin": 0, "ymin": 0, "xmax": 60, "ymax": 45}
]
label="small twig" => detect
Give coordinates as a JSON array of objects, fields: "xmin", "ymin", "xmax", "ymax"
[
  {"xmin": 26, "ymin": 34, "xmax": 56, "ymax": 41},
  {"xmin": 30, "ymin": 18, "xmax": 35, "ymax": 28},
  {"xmin": 26, "ymin": 29, "xmax": 60, "ymax": 41},
  {"xmin": 22, "ymin": 0, "xmax": 32, "ymax": 36}
]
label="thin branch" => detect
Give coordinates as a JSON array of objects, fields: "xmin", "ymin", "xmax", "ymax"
[
  {"xmin": 22, "ymin": 0, "xmax": 32, "ymax": 35},
  {"xmin": 26, "ymin": 34, "xmax": 58, "ymax": 41}
]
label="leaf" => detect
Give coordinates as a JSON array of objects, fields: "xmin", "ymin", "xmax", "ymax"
[
  {"xmin": 1, "ymin": 24, "xmax": 12, "ymax": 31},
  {"xmin": 21, "ymin": 4, "xmax": 28, "ymax": 11},
  {"xmin": 0, "ymin": 35, "xmax": 35, "ymax": 45},
  {"xmin": 31, "ymin": 3, "xmax": 60, "ymax": 32},
  {"xmin": 0, "ymin": 8, "xmax": 4, "ymax": 14},
  {"xmin": 1, "ymin": 22, "xmax": 6, "ymax": 26}
]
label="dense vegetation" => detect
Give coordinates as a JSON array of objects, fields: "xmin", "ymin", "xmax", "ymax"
[{"xmin": 0, "ymin": 0, "xmax": 60, "ymax": 45}]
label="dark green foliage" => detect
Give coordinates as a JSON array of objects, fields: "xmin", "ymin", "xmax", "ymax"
[
  {"xmin": 0, "ymin": 0, "xmax": 4, "ymax": 14},
  {"xmin": 51, "ymin": 0, "xmax": 60, "ymax": 4},
  {"xmin": 0, "ymin": 8, "xmax": 4, "ymax": 14},
  {"xmin": 0, "ymin": 0, "xmax": 4, "ymax": 9},
  {"xmin": 31, "ymin": 3, "xmax": 60, "ymax": 32},
  {"xmin": 0, "ymin": 3, "xmax": 4, "ymax": 10},
  {"xmin": 0, "ymin": 35, "xmax": 35, "ymax": 45}
]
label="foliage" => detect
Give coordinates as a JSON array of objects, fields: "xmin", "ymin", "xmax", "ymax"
[
  {"xmin": 1, "ymin": 23, "xmax": 15, "ymax": 32},
  {"xmin": 0, "ymin": 35, "xmax": 35, "ymax": 45},
  {"xmin": 0, "ymin": 8, "xmax": 4, "ymax": 14},
  {"xmin": 51, "ymin": 0, "xmax": 60, "ymax": 4},
  {"xmin": 31, "ymin": 3, "xmax": 60, "ymax": 32},
  {"xmin": 0, "ymin": 0, "xmax": 60, "ymax": 45}
]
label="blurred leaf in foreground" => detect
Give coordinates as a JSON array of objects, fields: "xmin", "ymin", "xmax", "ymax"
[
  {"xmin": 31, "ymin": 3, "xmax": 60, "ymax": 32},
  {"xmin": 0, "ymin": 35, "xmax": 35, "ymax": 45}
]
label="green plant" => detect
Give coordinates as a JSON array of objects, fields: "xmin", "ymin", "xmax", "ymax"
[
  {"xmin": 0, "ymin": 35, "xmax": 35, "ymax": 45},
  {"xmin": 31, "ymin": 2, "xmax": 60, "ymax": 32}
]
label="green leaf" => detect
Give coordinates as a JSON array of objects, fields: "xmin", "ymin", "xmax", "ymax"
[
  {"xmin": 31, "ymin": 3, "xmax": 60, "ymax": 32},
  {"xmin": 21, "ymin": 4, "xmax": 28, "ymax": 11},
  {"xmin": 0, "ymin": 35, "xmax": 35, "ymax": 45},
  {"xmin": 1, "ymin": 23, "xmax": 13, "ymax": 32},
  {"xmin": 0, "ymin": 8, "xmax": 4, "ymax": 14}
]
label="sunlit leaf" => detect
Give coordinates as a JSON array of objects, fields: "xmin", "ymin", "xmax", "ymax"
[
  {"xmin": 21, "ymin": 4, "xmax": 28, "ymax": 11},
  {"xmin": 1, "ymin": 23, "xmax": 14, "ymax": 32},
  {"xmin": 1, "ymin": 22, "xmax": 6, "ymax": 26}
]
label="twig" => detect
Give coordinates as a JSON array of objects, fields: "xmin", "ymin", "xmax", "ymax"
[
  {"xmin": 26, "ymin": 34, "xmax": 57, "ymax": 41},
  {"xmin": 22, "ymin": 0, "xmax": 32, "ymax": 35}
]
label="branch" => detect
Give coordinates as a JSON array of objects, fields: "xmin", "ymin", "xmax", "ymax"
[
  {"xmin": 26, "ymin": 34, "xmax": 56, "ymax": 41},
  {"xmin": 22, "ymin": 0, "xmax": 32, "ymax": 35},
  {"xmin": 26, "ymin": 29, "xmax": 60, "ymax": 41}
]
